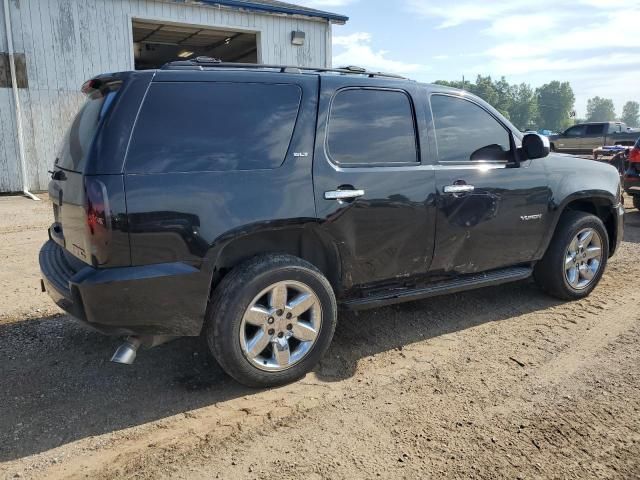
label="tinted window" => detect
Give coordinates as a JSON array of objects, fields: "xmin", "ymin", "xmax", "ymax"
[
  {"xmin": 565, "ymin": 126, "xmax": 585, "ymax": 137},
  {"xmin": 585, "ymin": 124, "xmax": 605, "ymax": 135},
  {"xmin": 327, "ymin": 89, "xmax": 417, "ymax": 165},
  {"xmin": 126, "ymin": 82, "xmax": 302, "ymax": 173},
  {"xmin": 57, "ymin": 86, "xmax": 119, "ymax": 172},
  {"xmin": 431, "ymin": 95, "xmax": 511, "ymax": 162}
]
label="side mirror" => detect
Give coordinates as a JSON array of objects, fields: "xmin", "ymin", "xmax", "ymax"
[{"xmin": 522, "ymin": 133, "xmax": 550, "ymax": 160}]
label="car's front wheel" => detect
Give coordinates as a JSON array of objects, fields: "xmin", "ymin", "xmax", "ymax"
[
  {"xmin": 205, "ymin": 254, "xmax": 337, "ymax": 388},
  {"xmin": 633, "ymin": 195, "xmax": 640, "ymax": 210},
  {"xmin": 534, "ymin": 211, "xmax": 608, "ymax": 300}
]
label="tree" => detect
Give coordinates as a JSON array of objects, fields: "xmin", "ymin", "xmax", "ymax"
[
  {"xmin": 433, "ymin": 79, "xmax": 465, "ymax": 89},
  {"xmin": 468, "ymin": 75, "xmax": 499, "ymax": 109},
  {"xmin": 586, "ymin": 96, "xmax": 616, "ymax": 122},
  {"xmin": 536, "ymin": 81, "xmax": 575, "ymax": 131},
  {"xmin": 508, "ymin": 83, "xmax": 538, "ymax": 130},
  {"xmin": 621, "ymin": 101, "xmax": 639, "ymax": 127}
]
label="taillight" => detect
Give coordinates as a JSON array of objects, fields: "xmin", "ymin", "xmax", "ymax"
[
  {"xmin": 84, "ymin": 177, "xmax": 111, "ymax": 266},
  {"xmin": 629, "ymin": 147, "xmax": 640, "ymax": 163}
]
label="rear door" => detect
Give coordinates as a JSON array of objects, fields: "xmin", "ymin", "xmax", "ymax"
[
  {"xmin": 428, "ymin": 93, "xmax": 551, "ymax": 275},
  {"xmin": 313, "ymin": 77, "xmax": 437, "ymax": 290}
]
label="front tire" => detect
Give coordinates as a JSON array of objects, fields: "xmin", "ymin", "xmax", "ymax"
[
  {"xmin": 633, "ymin": 195, "xmax": 640, "ymax": 210},
  {"xmin": 534, "ymin": 211, "xmax": 608, "ymax": 300},
  {"xmin": 205, "ymin": 254, "xmax": 337, "ymax": 388}
]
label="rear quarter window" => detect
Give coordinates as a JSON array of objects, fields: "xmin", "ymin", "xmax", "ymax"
[
  {"xmin": 126, "ymin": 82, "xmax": 302, "ymax": 173},
  {"xmin": 57, "ymin": 86, "xmax": 119, "ymax": 172}
]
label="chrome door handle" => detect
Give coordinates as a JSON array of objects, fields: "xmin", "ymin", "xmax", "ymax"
[
  {"xmin": 443, "ymin": 184, "xmax": 475, "ymax": 194},
  {"xmin": 324, "ymin": 189, "xmax": 365, "ymax": 200}
]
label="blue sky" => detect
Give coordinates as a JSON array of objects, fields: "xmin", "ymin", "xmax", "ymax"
[{"xmin": 296, "ymin": 0, "xmax": 640, "ymax": 118}]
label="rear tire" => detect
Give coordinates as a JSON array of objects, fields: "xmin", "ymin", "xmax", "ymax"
[
  {"xmin": 633, "ymin": 195, "xmax": 640, "ymax": 210},
  {"xmin": 534, "ymin": 211, "xmax": 608, "ymax": 300},
  {"xmin": 204, "ymin": 254, "xmax": 337, "ymax": 388}
]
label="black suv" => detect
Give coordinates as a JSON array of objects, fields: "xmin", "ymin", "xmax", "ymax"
[{"xmin": 40, "ymin": 60, "xmax": 624, "ymax": 387}]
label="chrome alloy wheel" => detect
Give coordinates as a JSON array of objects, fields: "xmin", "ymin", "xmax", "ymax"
[
  {"xmin": 564, "ymin": 227, "xmax": 603, "ymax": 290},
  {"xmin": 239, "ymin": 281, "xmax": 322, "ymax": 372}
]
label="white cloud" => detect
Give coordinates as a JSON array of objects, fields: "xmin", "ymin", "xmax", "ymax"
[
  {"xmin": 406, "ymin": 0, "xmax": 517, "ymax": 28},
  {"xmin": 406, "ymin": 0, "xmax": 640, "ymax": 28},
  {"xmin": 474, "ymin": 53, "xmax": 640, "ymax": 76},
  {"xmin": 482, "ymin": 9, "xmax": 640, "ymax": 75},
  {"xmin": 406, "ymin": 0, "xmax": 640, "ymax": 115},
  {"xmin": 332, "ymin": 32, "xmax": 429, "ymax": 75},
  {"xmin": 483, "ymin": 14, "xmax": 559, "ymax": 38}
]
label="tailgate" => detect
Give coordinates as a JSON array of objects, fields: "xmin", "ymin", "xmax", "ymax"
[
  {"xmin": 47, "ymin": 75, "xmax": 132, "ymax": 267},
  {"xmin": 49, "ymin": 169, "xmax": 90, "ymax": 264}
]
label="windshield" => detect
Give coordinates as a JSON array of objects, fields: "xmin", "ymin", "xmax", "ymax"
[{"xmin": 56, "ymin": 84, "xmax": 120, "ymax": 172}]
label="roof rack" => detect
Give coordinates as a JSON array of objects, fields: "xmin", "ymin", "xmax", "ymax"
[{"xmin": 162, "ymin": 57, "xmax": 407, "ymax": 80}]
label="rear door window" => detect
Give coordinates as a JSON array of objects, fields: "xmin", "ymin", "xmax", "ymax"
[
  {"xmin": 126, "ymin": 82, "xmax": 302, "ymax": 173},
  {"xmin": 326, "ymin": 88, "xmax": 418, "ymax": 165},
  {"xmin": 585, "ymin": 124, "xmax": 605, "ymax": 135}
]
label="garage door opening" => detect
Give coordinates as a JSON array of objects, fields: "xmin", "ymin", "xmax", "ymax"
[{"xmin": 132, "ymin": 19, "xmax": 258, "ymax": 69}]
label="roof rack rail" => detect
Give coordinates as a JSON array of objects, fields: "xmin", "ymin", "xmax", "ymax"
[{"xmin": 161, "ymin": 58, "xmax": 407, "ymax": 80}]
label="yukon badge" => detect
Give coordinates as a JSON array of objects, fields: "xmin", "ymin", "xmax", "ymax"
[{"xmin": 521, "ymin": 214, "xmax": 543, "ymax": 221}]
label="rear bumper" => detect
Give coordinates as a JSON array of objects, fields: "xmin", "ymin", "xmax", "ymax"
[{"xmin": 39, "ymin": 240, "xmax": 209, "ymax": 336}]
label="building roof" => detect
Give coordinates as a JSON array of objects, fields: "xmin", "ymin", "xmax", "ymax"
[{"xmin": 200, "ymin": 0, "xmax": 349, "ymax": 23}]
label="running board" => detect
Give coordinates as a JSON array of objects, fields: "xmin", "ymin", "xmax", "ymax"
[{"xmin": 342, "ymin": 266, "xmax": 533, "ymax": 311}]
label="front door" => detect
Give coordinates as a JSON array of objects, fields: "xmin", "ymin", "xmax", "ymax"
[
  {"xmin": 427, "ymin": 93, "xmax": 551, "ymax": 275},
  {"xmin": 313, "ymin": 77, "xmax": 437, "ymax": 291},
  {"xmin": 556, "ymin": 125, "xmax": 585, "ymax": 151}
]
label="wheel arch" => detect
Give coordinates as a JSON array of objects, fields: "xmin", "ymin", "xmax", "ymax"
[
  {"xmin": 206, "ymin": 222, "xmax": 342, "ymax": 298},
  {"xmin": 544, "ymin": 194, "xmax": 618, "ymax": 258}
]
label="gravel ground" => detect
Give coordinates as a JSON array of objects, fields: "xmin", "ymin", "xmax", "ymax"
[{"xmin": 0, "ymin": 193, "xmax": 639, "ymax": 480}]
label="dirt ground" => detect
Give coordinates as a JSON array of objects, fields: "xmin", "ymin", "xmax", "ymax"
[{"xmin": 1, "ymin": 193, "xmax": 639, "ymax": 480}]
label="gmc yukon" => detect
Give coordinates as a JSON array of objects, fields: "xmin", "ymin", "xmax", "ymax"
[{"xmin": 40, "ymin": 60, "xmax": 625, "ymax": 387}]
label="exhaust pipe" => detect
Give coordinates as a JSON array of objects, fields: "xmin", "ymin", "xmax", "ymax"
[
  {"xmin": 110, "ymin": 336, "xmax": 142, "ymax": 365},
  {"xmin": 110, "ymin": 335, "xmax": 176, "ymax": 365}
]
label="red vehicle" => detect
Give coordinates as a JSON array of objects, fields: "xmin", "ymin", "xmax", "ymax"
[{"xmin": 624, "ymin": 137, "xmax": 640, "ymax": 209}]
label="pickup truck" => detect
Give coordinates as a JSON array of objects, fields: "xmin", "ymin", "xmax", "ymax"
[{"xmin": 549, "ymin": 122, "xmax": 640, "ymax": 154}]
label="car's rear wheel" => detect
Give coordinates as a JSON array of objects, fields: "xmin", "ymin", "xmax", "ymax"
[
  {"xmin": 534, "ymin": 211, "xmax": 608, "ymax": 300},
  {"xmin": 205, "ymin": 254, "xmax": 337, "ymax": 388},
  {"xmin": 633, "ymin": 195, "xmax": 640, "ymax": 210}
]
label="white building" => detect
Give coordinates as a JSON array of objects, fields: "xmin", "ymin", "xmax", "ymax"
[{"xmin": 0, "ymin": 0, "xmax": 347, "ymax": 193}]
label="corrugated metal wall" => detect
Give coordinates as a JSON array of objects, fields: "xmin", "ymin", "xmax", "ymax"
[{"xmin": 0, "ymin": 0, "xmax": 331, "ymax": 192}]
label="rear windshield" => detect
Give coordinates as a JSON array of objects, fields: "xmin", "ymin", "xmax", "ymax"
[
  {"xmin": 125, "ymin": 82, "xmax": 302, "ymax": 173},
  {"xmin": 56, "ymin": 84, "xmax": 120, "ymax": 172}
]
